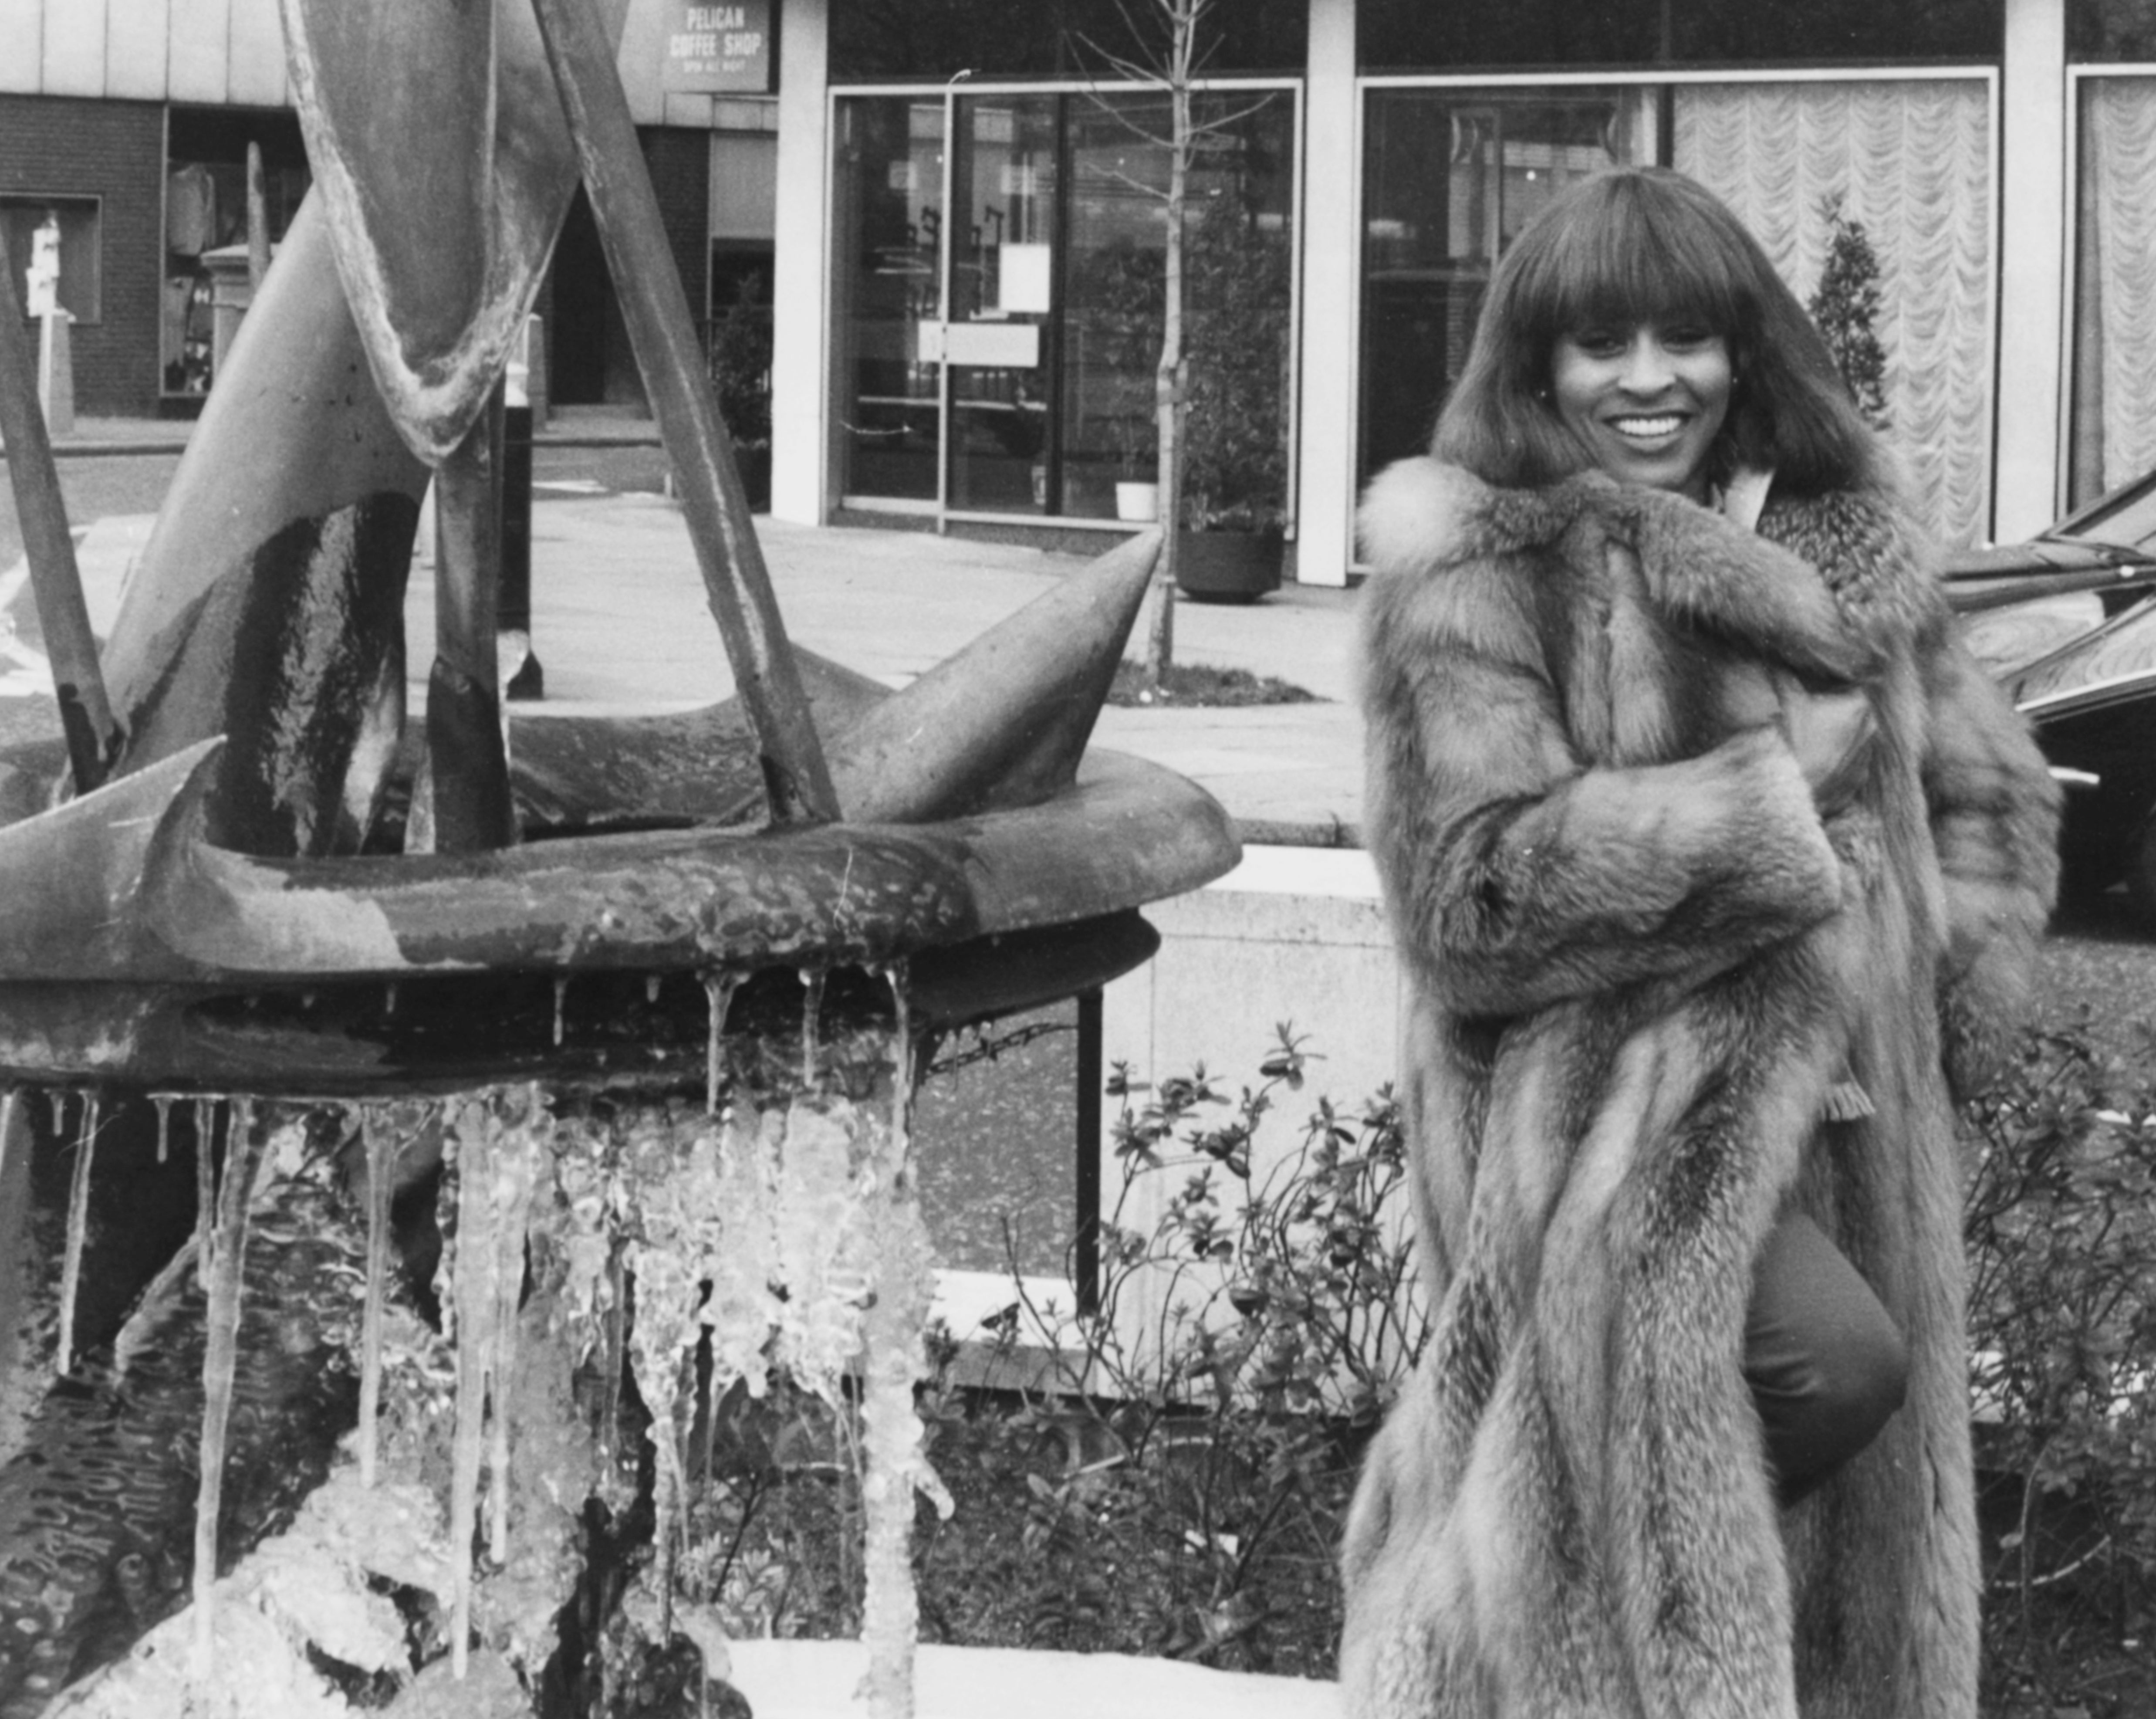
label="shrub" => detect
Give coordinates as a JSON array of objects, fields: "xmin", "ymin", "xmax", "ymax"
[
  {"xmin": 1962, "ymin": 1021, "xmax": 2156, "ymax": 1688},
  {"xmin": 1808, "ymin": 196, "xmax": 1890, "ymax": 433},
  {"xmin": 973, "ymin": 1026, "xmax": 1431, "ymax": 1665}
]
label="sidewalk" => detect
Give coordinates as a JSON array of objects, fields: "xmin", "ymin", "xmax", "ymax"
[{"xmin": 6, "ymin": 418, "xmax": 1369, "ymax": 842}]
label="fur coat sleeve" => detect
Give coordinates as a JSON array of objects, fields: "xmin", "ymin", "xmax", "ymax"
[
  {"xmin": 1342, "ymin": 457, "xmax": 2059, "ymax": 1719},
  {"xmin": 1355, "ymin": 458, "xmax": 1881, "ymax": 1021}
]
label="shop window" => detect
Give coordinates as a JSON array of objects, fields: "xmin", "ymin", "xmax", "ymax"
[
  {"xmin": 2, "ymin": 197, "xmax": 101, "ymax": 325},
  {"xmin": 163, "ymin": 108, "xmax": 311, "ymax": 397},
  {"xmin": 2069, "ymin": 76, "xmax": 2156, "ymax": 507},
  {"xmin": 1059, "ymin": 90, "xmax": 1295, "ymax": 523},
  {"xmin": 830, "ymin": 86, "xmax": 1296, "ymax": 524}
]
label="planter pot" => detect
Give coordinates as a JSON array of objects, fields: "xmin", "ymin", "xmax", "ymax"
[
  {"xmin": 1175, "ymin": 527, "xmax": 1283, "ymax": 604},
  {"xmin": 1114, "ymin": 480, "xmax": 1159, "ymax": 522}
]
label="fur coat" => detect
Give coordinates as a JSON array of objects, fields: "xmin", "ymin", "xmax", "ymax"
[{"xmin": 1341, "ymin": 457, "xmax": 2060, "ymax": 1719}]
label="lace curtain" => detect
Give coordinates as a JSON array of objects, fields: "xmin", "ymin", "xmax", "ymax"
[
  {"xmin": 2072, "ymin": 78, "xmax": 2156, "ymax": 505},
  {"xmin": 1675, "ymin": 81, "xmax": 1994, "ymax": 547}
]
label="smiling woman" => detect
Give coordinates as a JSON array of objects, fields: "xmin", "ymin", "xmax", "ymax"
[{"xmin": 1343, "ymin": 166, "xmax": 2060, "ymax": 1719}]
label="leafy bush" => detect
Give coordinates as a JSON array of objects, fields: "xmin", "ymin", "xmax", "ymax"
[
  {"xmin": 1963, "ymin": 1022, "xmax": 2156, "ymax": 1691},
  {"xmin": 961, "ymin": 1027, "xmax": 1429, "ymax": 1663}
]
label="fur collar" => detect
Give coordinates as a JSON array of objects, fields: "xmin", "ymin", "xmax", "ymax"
[{"xmin": 1358, "ymin": 456, "xmax": 1943, "ymax": 650}]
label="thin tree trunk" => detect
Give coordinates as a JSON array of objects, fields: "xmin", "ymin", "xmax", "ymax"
[{"xmin": 1144, "ymin": 2, "xmax": 1198, "ymax": 687}]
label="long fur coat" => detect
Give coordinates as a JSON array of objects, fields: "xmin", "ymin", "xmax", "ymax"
[{"xmin": 1341, "ymin": 457, "xmax": 2060, "ymax": 1719}]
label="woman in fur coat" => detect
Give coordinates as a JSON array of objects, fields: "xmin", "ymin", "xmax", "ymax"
[{"xmin": 1341, "ymin": 168, "xmax": 2060, "ymax": 1719}]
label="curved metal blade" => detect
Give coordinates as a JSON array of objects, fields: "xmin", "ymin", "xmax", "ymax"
[
  {"xmin": 280, "ymin": 0, "xmax": 632, "ymax": 463},
  {"xmin": 0, "ymin": 739, "xmax": 1235, "ymax": 988}
]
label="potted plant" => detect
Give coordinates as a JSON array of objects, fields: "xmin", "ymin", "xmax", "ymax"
[{"xmin": 1175, "ymin": 186, "xmax": 1291, "ymax": 602}]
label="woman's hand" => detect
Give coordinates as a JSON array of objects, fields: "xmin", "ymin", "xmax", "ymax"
[{"xmin": 1782, "ymin": 684, "xmax": 1876, "ymax": 808}]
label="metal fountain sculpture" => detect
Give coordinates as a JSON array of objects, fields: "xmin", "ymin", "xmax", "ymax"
[{"xmin": 0, "ymin": 1, "xmax": 1238, "ymax": 1712}]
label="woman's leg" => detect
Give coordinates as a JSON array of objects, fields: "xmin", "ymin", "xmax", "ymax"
[{"xmin": 1744, "ymin": 1209, "xmax": 1909, "ymax": 1506}]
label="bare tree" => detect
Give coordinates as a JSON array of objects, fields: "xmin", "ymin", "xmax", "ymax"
[{"xmin": 1077, "ymin": 0, "xmax": 1275, "ymax": 688}]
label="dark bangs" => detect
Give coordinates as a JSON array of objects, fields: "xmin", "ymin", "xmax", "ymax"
[{"xmin": 1510, "ymin": 173, "xmax": 1754, "ymax": 362}]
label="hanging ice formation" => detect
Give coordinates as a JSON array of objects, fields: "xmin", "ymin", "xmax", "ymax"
[
  {"xmin": 190, "ymin": 1098, "xmax": 267, "ymax": 1685},
  {"xmin": 857, "ymin": 962, "xmax": 948, "ymax": 1719},
  {"xmin": 55, "ymin": 1092, "xmax": 100, "ymax": 1377},
  {"xmin": 429, "ymin": 1086, "xmax": 551, "ymax": 1677},
  {"xmin": 261, "ymin": 966, "xmax": 953, "ymax": 1714},
  {"xmin": 358, "ymin": 1100, "xmax": 432, "ymax": 1488}
]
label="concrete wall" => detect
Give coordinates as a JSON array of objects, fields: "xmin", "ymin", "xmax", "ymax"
[
  {"xmin": 1093, "ymin": 846, "xmax": 1410, "ymax": 1386},
  {"xmin": 0, "ymin": 93, "xmax": 165, "ymax": 414}
]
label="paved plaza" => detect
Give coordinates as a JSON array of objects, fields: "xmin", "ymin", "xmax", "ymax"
[{"xmin": 3, "ymin": 412, "xmax": 1368, "ymax": 845}]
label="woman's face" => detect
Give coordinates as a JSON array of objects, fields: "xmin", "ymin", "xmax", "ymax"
[{"xmin": 1549, "ymin": 320, "xmax": 1733, "ymax": 501}]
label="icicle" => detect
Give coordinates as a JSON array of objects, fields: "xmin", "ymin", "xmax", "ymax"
[
  {"xmin": 443, "ymin": 1092, "xmax": 545, "ymax": 1674},
  {"xmin": 799, "ymin": 968, "xmax": 826, "ymax": 1085},
  {"xmin": 859, "ymin": 968, "xmax": 949, "ymax": 1719},
  {"xmin": 192, "ymin": 1098, "xmax": 265, "ymax": 1689},
  {"xmin": 446, "ymin": 1098, "xmax": 494, "ymax": 1681},
  {"xmin": 646, "ymin": 975, "xmax": 662, "ymax": 1005},
  {"xmin": 194, "ymin": 1099, "xmax": 218, "ymax": 1292},
  {"xmin": 385, "ymin": 982, "xmax": 399, "ymax": 1016},
  {"xmin": 0, "ymin": 1091, "xmax": 14, "ymax": 1191},
  {"xmin": 701, "ymin": 970, "xmax": 739, "ymax": 1117},
  {"xmin": 552, "ymin": 977, "xmax": 568, "ymax": 1048},
  {"xmin": 857, "ymin": 1167, "xmax": 945, "ymax": 1717},
  {"xmin": 487, "ymin": 1088, "xmax": 545, "ymax": 1563},
  {"xmin": 884, "ymin": 963, "xmax": 916, "ymax": 1174},
  {"xmin": 599, "ymin": 1244, "xmax": 626, "ymax": 1472},
  {"xmin": 55, "ymin": 1093, "xmax": 100, "ymax": 1378},
  {"xmin": 45, "ymin": 1086, "xmax": 69, "ymax": 1137},
  {"xmin": 358, "ymin": 1105, "xmax": 401, "ymax": 1488},
  {"xmin": 153, "ymin": 1095, "xmax": 172, "ymax": 1165}
]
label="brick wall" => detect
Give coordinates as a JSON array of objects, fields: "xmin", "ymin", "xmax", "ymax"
[{"xmin": 0, "ymin": 94, "xmax": 165, "ymax": 416}]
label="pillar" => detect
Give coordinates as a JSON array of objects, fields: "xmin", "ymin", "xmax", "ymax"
[
  {"xmin": 770, "ymin": 0, "xmax": 830, "ymax": 524},
  {"xmin": 1294, "ymin": 0, "xmax": 1358, "ymax": 585},
  {"xmin": 1994, "ymin": 0, "xmax": 2068, "ymax": 541}
]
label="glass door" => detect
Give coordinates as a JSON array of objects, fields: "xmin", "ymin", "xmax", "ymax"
[
  {"xmin": 831, "ymin": 96, "xmax": 946, "ymax": 505},
  {"xmin": 946, "ymin": 95, "xmax": 1060, "ymax": 515}
]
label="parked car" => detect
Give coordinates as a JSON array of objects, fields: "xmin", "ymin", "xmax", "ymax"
[{"xmin": 1945, "ymin": 472, "xmax": 2156, "ymax": 926}]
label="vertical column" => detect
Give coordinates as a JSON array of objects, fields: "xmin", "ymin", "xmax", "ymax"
[
  {"xmin": 1994, "ymin": 0, "xmax": 2068, "ymax": 541},
  {"xmin": 1294, "ymin": 0, "xmax": 1358, "ymax": 586},
  {"xmin": 771, "ymin": 0, "xmax": 831, "ymax": 523}
]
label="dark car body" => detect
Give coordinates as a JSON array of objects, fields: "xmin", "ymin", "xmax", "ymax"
[{"xmin": 1945, "ymin": 473, "xmax": 2156, "ymax": 923}]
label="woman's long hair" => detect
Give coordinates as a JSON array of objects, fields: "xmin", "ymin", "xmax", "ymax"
[{"xmin": 1433, "ymin": 167, "xmax": 1880, "ymax": 497}]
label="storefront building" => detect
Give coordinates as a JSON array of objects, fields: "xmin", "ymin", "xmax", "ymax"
[
  {"xmin": 5, "ymin": 0, "xmax": 2153, "ymax": 584},
  {"xmin": 0, "ymin": 0, "xmax": 778, "ymax": 430}
]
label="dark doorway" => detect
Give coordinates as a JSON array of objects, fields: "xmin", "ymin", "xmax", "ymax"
[{"xmin": 546, "ymin": 186, "xmax": 621, "ymax": 407}]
